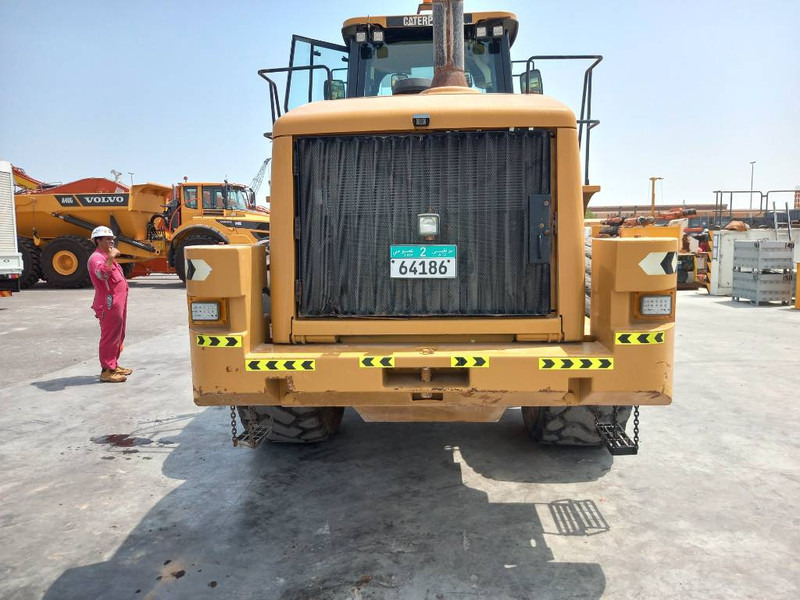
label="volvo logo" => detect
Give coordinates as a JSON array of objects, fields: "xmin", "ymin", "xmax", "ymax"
[{"xmin": 81, "ymin": 195, "xmax": 127, "ymax": 205}]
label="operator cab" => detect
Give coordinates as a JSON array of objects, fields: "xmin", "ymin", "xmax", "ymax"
[
  {"xmin": 261, "ymin": 11, "xmax": 524, "ymax": 123},
  {"xmin": 259, "ymin": 8, "xmax": 599, "ymax": 185},
  {"xmin": 164, "ymin": 183, "xmax": 253, "ymax": 230}
]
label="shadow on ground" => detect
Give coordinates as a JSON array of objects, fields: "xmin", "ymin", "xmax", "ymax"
[
  {"xmin": 32, "ymin": 375, "xmax": 99, "ymax": 391},
  {"xmin": 44, "ymin": 409, "xmax": 611, "ymax": 600},
  {"xmin": 127, "ymin": 280, "xmax": 184, "ymax": 290},
  {"xmin": 713, "ymin": 298, "xmax": 794, "ymax": 309}
]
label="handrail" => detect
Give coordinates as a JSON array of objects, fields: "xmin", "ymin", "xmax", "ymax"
[
  {"xmin": 257, "ymin": 64, "xmax": 334, "ymax": 125},
  {"xmin": 514, "ymin": 55, "xmax": 603, "ymax": 185}
]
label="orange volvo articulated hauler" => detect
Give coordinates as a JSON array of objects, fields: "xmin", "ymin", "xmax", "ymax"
[{"xmin": 185, "ymin": 1, "xmax": 677, "ymax": 456}]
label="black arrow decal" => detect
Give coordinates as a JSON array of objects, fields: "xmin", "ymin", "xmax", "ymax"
[
  {"xmin": 266, "ymin": 360, "xmax": 278, "ymax": 370},
  {"xmin": 197, "ymin": 335, "xmax": 205, "ymax": 345},
  {"xmin": 562, "ymin": 359, "xmax": 574, "ymax": 369},
  {"xmin": 301, "ymin": 360, "xmax": 314, "ymax": 370},
  {"xmin": 542, "ymin": 359, "xmax": 555, "ymax": 369},
  {"xmin": 599, "ymin": 358, "xmax": 611, "ymax": 369},
  {"xmin": 473, "ymin": 357, "xmax": 486, "ymax": 367},
  {"xmin": 655, "ymin": 332, "xmax": 664, "ymax": 343},
  {"xmin": 284, "ymin": 360, "xmax": 296, "ymax": 371},
  {"xmin": 226, "ymin": 337, "xmax": 237, "ymax": 347},
  {"xmin": 362, "ymin": 357, "xmax": 373, "ymax": 367},
  {"xmin": 455, "ymin": 357, "xmax": 467, "ymax": 367},
  {"xmin": 660, "ymin": 251, "xmax": 676, "ymax": 275},
  {"xmin": 209, "ymin": 337, "xmax": 220, "ymax": 347},
  {"xmin": 637, "ymin": 334, "xmax": 649, "ymax": 344},
  {"xmin": 380, "ymin": 357, "xmax": 393, "ymax": 367},
  {"xmin": 580, "ymin": 359, "xmax": 592, "ymax": 369},
  {"xmin": 618, "ymin": 333, "xmax": 630, "ymax": 344},
  {"xmin": 248, "ymin": 360, "xmax": 260, "ymax": 370},
  {"xmin": 187, "ymin": 259, "xmax": 196, "ymax": 280}
]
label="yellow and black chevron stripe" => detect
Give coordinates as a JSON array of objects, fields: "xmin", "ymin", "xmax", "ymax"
[
  {"xmin": 360, "ymin": 356, "xmax": 395, "ymax": 368},
  {"xmin": 539, "ymin": 357, "xmax": 614, "ymax": 370},
  {"xmin": 196, "ymin": 334, "xmax": 242, "ymax": 348},
  {"xmin": 615, "ymin": 332, "xmax": 665, "ymax": 345},
  {"xmin": 450, "ymin": 356, "xmax": 489, "ymax": 368},
  {"xmin": 246, "ymin": 359, "xmax": 316, "ymax": 372}
]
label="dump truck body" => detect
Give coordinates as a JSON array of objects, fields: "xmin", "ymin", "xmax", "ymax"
[{"xmin": 15, "ymin": 180, "xmax": 166, "ymax": 254}]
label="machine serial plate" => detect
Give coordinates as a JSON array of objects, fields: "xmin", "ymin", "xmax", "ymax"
[{"xmin": 389, "ymin": 245, "xmax": 457, "ymax": 279}]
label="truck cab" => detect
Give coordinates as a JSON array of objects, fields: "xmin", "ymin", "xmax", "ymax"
[{"xmin": 168, "ymin": 182, "xmax": 258, "ymax": 228}]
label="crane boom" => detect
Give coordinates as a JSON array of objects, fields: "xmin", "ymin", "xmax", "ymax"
[{"xmin": 249, "ymin": 158, "xmax": 271, "ymax": 199}]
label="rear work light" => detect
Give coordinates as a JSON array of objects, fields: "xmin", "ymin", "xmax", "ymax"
[
  {"xmin": 191, "ymin": 301, "xmax": 221, "ymax": 322},
  {"xmin": 639, "ymin": 294, "xmax": 673, "ymax": 316}
]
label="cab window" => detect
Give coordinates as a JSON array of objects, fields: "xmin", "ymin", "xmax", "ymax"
[
  {"xmin": 183, "ymin": 186, "xmax": 198, "ymax": 209},
  {"xmin": 202, "ymin": 186, "xmax": 225, "ymax": 210}
]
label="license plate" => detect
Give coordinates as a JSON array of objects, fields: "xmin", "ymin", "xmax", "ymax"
[{"xmin": 390, "ymin": 245, "xmax": 457, "ymax": 279}]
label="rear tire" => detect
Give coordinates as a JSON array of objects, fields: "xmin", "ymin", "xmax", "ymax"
[
  {"xmin": 238, "ymin": 406, "xmax": 344, "ymax": 443},
  {"xmin": 174, "ymin": 233, "xmax": 222, "ymax": 282},
  {"xmin": 18, "ymin": 237, "xmax": 42, "ymax": 288},
  {"xmin": 522, "ymin": 406, "xmax": 631, "ymax": 446},
  {"xmin": 41, "ymin": 236, "xmax": 95, "ymax": 288},
  {"xmin": 121, "ymin": 263, "xmax": 135, "ymax": 279}
]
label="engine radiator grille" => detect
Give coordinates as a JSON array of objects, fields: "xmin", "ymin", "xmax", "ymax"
[{"xmin": 295, "ymin": 130, "xmax": 552, "ymax": 317}]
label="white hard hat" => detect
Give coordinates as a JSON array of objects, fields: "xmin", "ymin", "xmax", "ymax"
[{"xmin": 90, "ymin": 226, "xmax": 115, "ymax": 239}]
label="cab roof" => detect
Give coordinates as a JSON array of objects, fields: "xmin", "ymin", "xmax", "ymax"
[{"xmin": 342, "ymin": 11, "xmax": 519, "ymax": 46}]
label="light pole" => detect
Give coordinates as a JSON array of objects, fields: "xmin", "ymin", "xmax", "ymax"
[
  {"xmin": 128, "ymin": 171, "xmax": 135, "ymax": 187},
  {"xmin": 748, "ymin": 161, "xmax": 756, "ymax": 218},
  {"xmin": 649, "ymin": 176, "xmax": 663, "ymax": 217}
]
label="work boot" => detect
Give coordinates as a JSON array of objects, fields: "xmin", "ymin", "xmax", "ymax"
[
  {"xmin": 100, "ymin": 368, "xmax": 127, "ymax": 383},
  {"xmin": 115, "ymin": 365, "xmax": 133, "ymax": 376}
]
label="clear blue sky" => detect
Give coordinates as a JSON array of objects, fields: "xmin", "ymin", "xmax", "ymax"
[{"xmin": 1, "ymin": 0, "xmax": 798, "ymax": 209}]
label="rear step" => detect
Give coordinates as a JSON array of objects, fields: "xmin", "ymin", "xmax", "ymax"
[{"xmin": 596, "ymin": 423, "xmax": 639, "ymax": 456}]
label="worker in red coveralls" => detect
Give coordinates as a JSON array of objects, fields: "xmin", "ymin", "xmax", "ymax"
[{"xmin": 88, "ymin": 226, "xmax": 132, "ymax": 383}]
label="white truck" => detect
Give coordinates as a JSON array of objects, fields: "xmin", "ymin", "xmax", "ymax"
[{"xmin": 0, "ymin": 160, "xmax": 24, "ymax": 296}]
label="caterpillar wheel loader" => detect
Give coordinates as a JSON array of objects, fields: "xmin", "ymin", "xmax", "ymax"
[{"xmin": 185, "ymin": 0, "xmax": 676, "ymax": 455}]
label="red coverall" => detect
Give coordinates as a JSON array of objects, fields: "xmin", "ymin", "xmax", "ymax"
[{"xmin": 88, "ymin": 250, "xmax": 129, "ymax": 371}]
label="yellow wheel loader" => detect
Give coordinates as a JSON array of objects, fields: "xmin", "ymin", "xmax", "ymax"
[{"xmin": 185, "ymin": 1, "xmax": 677, "ymax": 455}]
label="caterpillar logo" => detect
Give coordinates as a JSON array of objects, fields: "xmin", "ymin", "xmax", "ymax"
[
  {"xmin": 196, "ymin": 335, "xmax": 241, "ymax": 348},
  {"xmin": 450, "ymin": 356, "xmax": 489, "ymax": 368},
  {"xmin": 246, "ymin": 359, "xmax": 316, "ymax": 371},
  {"xmin": 360, "ymin": 356, "xmax": 395, "ymax": 368},
  {"xmin": 539, "ymin": 358, "xmax": 614, "ymax": 370},
  {"xmin": 615, "ymin": 332, "xmax": 665, "ymax": 345}
]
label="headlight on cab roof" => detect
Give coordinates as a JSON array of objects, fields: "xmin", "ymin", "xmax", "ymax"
[{"xmin": 191, "ymin": 300, "xmax": 221, "ymax": 322}]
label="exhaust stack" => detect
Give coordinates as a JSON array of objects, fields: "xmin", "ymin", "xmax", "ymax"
[{"xmin": 430, "ymin": 0, "xmax": 469, "ymax": 88}]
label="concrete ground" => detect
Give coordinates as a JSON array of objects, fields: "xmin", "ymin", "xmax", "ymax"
[{"xmin": 0, "ymin": 281, "xmax": 798, "ymax": 600}]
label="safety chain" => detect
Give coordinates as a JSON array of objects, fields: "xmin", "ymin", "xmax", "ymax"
[
  {"xmin": 230, "ymin": 405, "xmax": 238, "ymax": 447},
  {"xmin": 633, "ymin": 405, "xmax": 640, "ymax": 446},
  {"xmin": 247, "ymin": 407, "xmax": 258, "ymax": 447}
]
